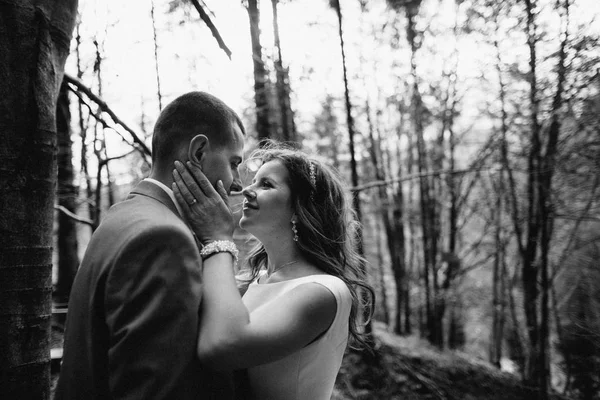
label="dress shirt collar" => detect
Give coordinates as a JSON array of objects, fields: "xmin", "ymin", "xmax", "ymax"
[{"xmin": 143, "ymin": 178, "xmax": 184, "ymax": 217}]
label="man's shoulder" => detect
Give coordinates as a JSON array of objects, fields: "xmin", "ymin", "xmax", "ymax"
[
  {"xmin": 105, "ymin": 194, "xmax": 184, "ymax": 228},
  {"xmin": 91, "ymin": 196, "xmax": 192, "ymax": 249}
]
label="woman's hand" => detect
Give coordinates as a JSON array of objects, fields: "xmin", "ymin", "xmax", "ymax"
[{"xmin": 172, "ymin": 160, "xmax": 235, "ymax": 244}]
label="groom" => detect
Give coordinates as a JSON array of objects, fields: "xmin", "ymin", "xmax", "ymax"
[{"xmin": 56, "ymin": 92, "xmax": 246, "ymax": 399}]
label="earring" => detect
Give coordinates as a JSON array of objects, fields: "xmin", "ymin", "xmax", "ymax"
[{"xmin": 291, "ymin": 220, "xmax": 299, "ymax": 242}]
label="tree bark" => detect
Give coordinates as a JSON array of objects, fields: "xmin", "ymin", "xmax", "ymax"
[
  {"xmin": 366, "ymin": 99, "xmax": 405, "ymax": 333},
  {"xmin": 0, "ymin": 1, "xmax": 78, "ymax": 397},
  {"xmin": 536, "ymin": 0, "xmax": 569, "ymax": 395},
  {"xmin": 489, "ymin": 174, "xmax": 506, "ymax": 368},
  {"xmin": 375, "ymin": 216, "xmax": 391, "ymax": 326},
  {"xmin": 246, "ymin": 0, "xmax": 271, "ymax": 144},
  {"xmin": 271, "ymin": 0, "xmax": 296, "ymax": 144},
  {"xmin": 404, "ymin": 2, "xmax": 441, "ymax": 347},
  {"xmin": 150, "ymin": 0, "xmax": 163, "ymax": 111},
  {"xmin": 332, "ymin": 0, "xmax": 373, "ymax": 341},
  {"xmin": 523, "ymin": 0, "xmax": 543, "ymax": 388}
]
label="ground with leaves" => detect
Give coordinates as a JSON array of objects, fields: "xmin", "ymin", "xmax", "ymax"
[{"xmin": 332, "ymin": 326, "xmax": 571, "ymax": 400}]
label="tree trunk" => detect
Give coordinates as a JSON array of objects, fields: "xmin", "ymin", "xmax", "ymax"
[
  {"xmin": 55, "ymin": 81, "xmax": 79, "ymax": 305},
  {"xmin": 536, "ymin": 1, "xmax": 569, "ymax": 395},
  {"xmin": 270, "ymin": 0, "xmax": 296, "ymax": 144},
  {"xmin": 366, "ymin": 99, "xmax": 405, "ymax": 334},
  {"xmin": 523, "ymin": 0, "xmax": 543, "ymax": 388},
  {"xmin": 93, "ymin": 38, "xmax": 105, "ymax": 225},
  {"xmin": 74, "ymin": 21, "xmax": 96, "ymax": 231},
  {"xmin": 437, "ymin": 38, "xmax": 460, "ymax": 348},
  {"xmin": 150, "ymin": 0, "xmax": 163, "ymax": 111},
  {"xmin": 375, "ymin": 217, "xmax": 391, "ymax": 326},
  {"xmin": 489, "ymin": 174, "xmax": 506, "ymax": 368},
  {"xmin": 406, "ymin": 126, "xmax": 417, "ymax": 336},
  {"xmin": 332, "ymin": 0, "xmax": 373, "ymax": 341},
  {"xmin": 405, "ymin": 3, "xmax": 441, "ymax": 347},
  {"xmin": 0, "ymin": 1, "xmax": 78, "ymax": 397},
  {"xmin": 247, "ymin": 0, "xmax": 271, "ymax": 144}
]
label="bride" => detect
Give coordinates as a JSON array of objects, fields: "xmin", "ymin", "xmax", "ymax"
[{"xmin": 172, "ymin": 144, "xmax": 374, "ymax": 400}]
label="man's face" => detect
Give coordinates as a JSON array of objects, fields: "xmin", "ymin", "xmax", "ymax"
[{"xmin": 201, "ymin": 122, "xmax": 244, "ymax": 194}]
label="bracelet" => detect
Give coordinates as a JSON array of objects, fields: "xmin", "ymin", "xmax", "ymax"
[{"xmin": 200, "ymin": 240, "xmax": 239, "ymax": 267}]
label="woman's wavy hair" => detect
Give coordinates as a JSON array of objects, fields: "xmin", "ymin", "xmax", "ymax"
[{"xmin": 243, "ymin": 141, "xmax": 375, "ymax": 350}]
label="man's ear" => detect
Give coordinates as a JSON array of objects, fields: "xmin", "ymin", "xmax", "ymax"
[{"xmin": 188, "ymin": 134, "xmax": 209, "ymax": 168}]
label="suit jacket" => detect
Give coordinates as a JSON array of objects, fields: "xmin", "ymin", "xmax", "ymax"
[{"xmin": 55, "ymin": 180, "xmax": 236, "ymax": 400}]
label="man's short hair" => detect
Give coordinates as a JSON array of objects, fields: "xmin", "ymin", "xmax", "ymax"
[{"xmin": 151, "ymin": 91, "xmax": 245, "ymax": 165}]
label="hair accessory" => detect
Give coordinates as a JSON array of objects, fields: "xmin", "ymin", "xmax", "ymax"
[
  {"xmin": 200, "ymin": 240, "xmax": 239, "ymax": 267},
  {"xmin": 308, "ymin": 162, "xmax": 316, "ymax": 187},
  {"xmin": 291, "ymin": 220, "xmax": 299, "ymax": 242},
  {"xmin": 308, "ymin": 161, "xmax": 316, "ymax": 201}
]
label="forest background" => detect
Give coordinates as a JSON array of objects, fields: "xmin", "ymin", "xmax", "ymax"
[{"xmin": 1, "ymin": 0, "xmax": 599, "ymax": 399}]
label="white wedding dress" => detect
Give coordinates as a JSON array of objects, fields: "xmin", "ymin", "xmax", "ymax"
[{"xmin": 241, "ymin": 274, "xmax": 352, "ymax": 400}]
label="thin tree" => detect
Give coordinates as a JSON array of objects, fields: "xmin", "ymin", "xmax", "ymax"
[
  {"xmin": 150, "ymin": 0, "xmax": 163, "ymax": 111},
  {"xmin": 74, "ymin": 19, "xmax": 96, "ymax": 230},
  {"xmin": 399, "ymin": 0, "xmax": 442, "ymax": 347},
  {"xmin": 330, "ymin": 0, "xmax": 373, "ymax": 340},
  {"xmin": 536, "ymin": 1, "xmax": 570, "ymax": 396},
  {"xmin": 489, "ymin": 171, "xmax": 507, "ymax": 368},
  {"xmin": 245, "ymin": 0, "xmax": 272, "ymax": 144},
  {"xmin": 55, "ymin": 81, "xmax": 80, "ymax": 306},
  {"xmin": 270, "ymin": 0, "xmax": 297, "ymax": 143},
  {"xmin": 0, "ymin": 1, "xmax": 78, "ymax": 397},
  {"xmin": 366, "ymin": 98, "xmax": 406, "ymax": 334}
]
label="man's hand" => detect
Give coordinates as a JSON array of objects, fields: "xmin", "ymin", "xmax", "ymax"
[{"xmin": 172, "ymin": 160, "xmax": 235, "ymax": 244}]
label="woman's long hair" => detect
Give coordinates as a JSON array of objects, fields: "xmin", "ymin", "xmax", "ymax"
[{"xmin": 242, "ymin": 142, "xmax": 375, "ymax": 350}]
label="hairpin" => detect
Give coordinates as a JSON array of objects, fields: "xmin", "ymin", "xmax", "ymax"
[{"xmin": 309, "ymin": 162, "xmax": 316, "ymax": 201}]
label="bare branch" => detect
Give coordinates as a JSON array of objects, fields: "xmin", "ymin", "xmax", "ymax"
[
  {"xmin": 99, "ymin": 149, "xmax": 138, "ymax": 167},
  {"xmin": 63, "ymin": 74, "xmax": 151, "ymax": 156},
  {"xmin": 55, "ymin": 205, "xmax": 94, "ymax": 227},
  {"xmin": 350, "ymin": 167, "xmax": 497, "ymax": 193},
  {"xmin": 189, "ymin": 0, "xmax": 232, "ymax": 59},
  {"xmin": 551, "ymin": 174, "xmax": 600, "ymax": 282},
  {"xmin": 69, "ymin": 88, "xmax": 150, "ymax": 165},
  {"xmin": 554, "ymin": 214, "xmax": 600, "ymax": 223}
]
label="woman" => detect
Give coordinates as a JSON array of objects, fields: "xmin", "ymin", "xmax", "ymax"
[{"xmin": 172, "ymin": 144, "xmax": 374, "ymax": 400}]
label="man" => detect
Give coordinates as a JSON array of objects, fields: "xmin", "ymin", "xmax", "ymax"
[{"xmin": 56, "ymin": 92, "xmax": 245, "ymax": 399}]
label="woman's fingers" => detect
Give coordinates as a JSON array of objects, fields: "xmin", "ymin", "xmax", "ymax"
[
  {"xmin": 172, "ymin": 182, "xmax": 192, "ymax": 215},
  {"xmin": 216, "ymin": 180, "xmax": 230, "ymax": 208},
  {"xmin": 172, "ymin": 161, "xmax": 236, "ymax": 243},
  {"xmin": 174, "ymin": 161, "xmax": 207, "ymax": 200},
  {"xmin": 184, "ymin": 161, "xmax": 220, "ymax": 199},
  {"xmin": 172, "ymin": 168, "xmax": 198, "ymax": 207}
]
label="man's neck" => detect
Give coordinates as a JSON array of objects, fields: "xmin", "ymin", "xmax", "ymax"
[{"xmin": 148, "ymin": 170, "xmax": 173, "ymax": 188}]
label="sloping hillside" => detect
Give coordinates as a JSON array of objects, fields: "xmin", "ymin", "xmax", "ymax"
[{"xmin": 333, "ymin": 326, "xmax": 571, "ymax": 400}]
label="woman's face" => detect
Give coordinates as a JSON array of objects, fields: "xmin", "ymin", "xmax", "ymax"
[{"xmin": 239, "ymin": 160, "xmax": 295, "ymax": 240}]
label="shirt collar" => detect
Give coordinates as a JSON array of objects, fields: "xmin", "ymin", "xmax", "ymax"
[{"xmin": 143, "ymin": 178, "xmax": 184, "ymax": 217}]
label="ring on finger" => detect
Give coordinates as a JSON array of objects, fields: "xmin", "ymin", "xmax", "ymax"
[{"xmin": 190, "ymin": 198, "xmax": 197, "ymax": 205}]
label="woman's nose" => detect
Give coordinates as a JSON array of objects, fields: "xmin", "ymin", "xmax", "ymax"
[{"xmin": 242, "ymin": 186, "xmax": 256, "ymax": 199}]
